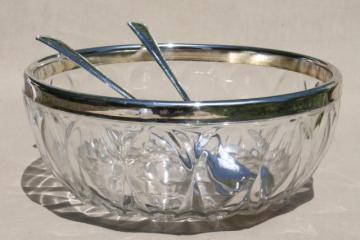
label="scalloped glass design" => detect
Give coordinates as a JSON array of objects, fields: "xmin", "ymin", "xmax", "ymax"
[{"xmin": 24, "ymin": 96, "xmax": 339, "ymax": 221}]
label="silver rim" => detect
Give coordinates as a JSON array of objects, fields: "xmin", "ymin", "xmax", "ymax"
[{"xmin": 24, "ymin": 43, "xmax": 342, "ymax": 123}]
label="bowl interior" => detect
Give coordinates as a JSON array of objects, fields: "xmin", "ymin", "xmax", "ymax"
[{"xmin": 44, "ymin": 61, "xmax": 321, "ymax": 101}]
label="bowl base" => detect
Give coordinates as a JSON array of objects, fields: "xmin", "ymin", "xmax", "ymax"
[{"xmin": 22, "ymin": 158, "xmax": 314, "ymax": 234}]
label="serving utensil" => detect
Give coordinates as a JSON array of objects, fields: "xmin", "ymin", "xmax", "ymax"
[
  {"xmin": 36, "ymin": 35, "xmax": 135, "ymax": 99},
  {"xmin": 127, "ymin": 22, "xmax": 190, "ymax": 101}
]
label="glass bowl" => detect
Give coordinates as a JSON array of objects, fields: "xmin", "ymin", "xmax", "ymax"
[{"xmin": 23, "ymin": 44, "xmax": 341, "ymax": 222}]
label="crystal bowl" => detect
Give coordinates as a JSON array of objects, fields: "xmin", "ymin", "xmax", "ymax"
[{"xmin": 23, "ymin": 44, "xmax": 341, "ymax": 222}]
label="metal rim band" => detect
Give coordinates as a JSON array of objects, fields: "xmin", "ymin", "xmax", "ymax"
[{"xmin": 24, "ymin": 44, "xmax": 342, "ymax": 123}]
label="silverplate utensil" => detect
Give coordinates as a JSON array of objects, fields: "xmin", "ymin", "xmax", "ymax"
[
  {"xmin": 36, "ymin": 35, "xmax": 135, "ymax": 99},
  {"xmin": 127, "ymin": 22, "xmax": 191, "ymax": 101}
]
